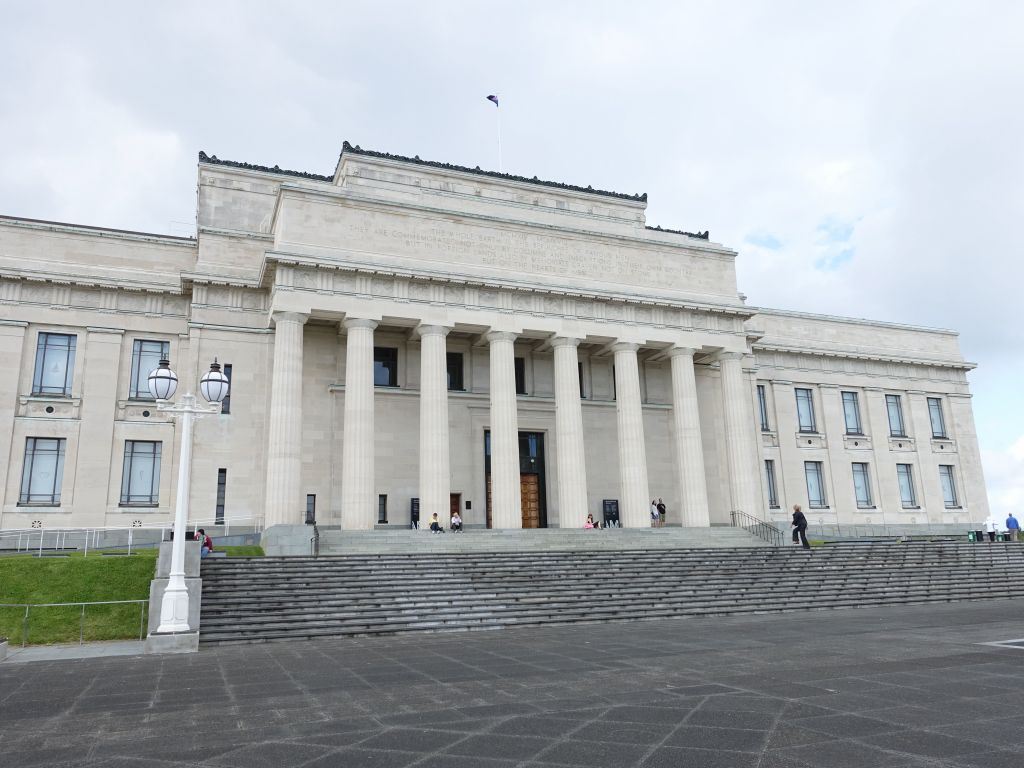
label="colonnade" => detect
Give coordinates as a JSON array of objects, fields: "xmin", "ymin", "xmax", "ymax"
[{"xmin": 263, "ymin": 312, "xmax": 759, "ymax": 529}]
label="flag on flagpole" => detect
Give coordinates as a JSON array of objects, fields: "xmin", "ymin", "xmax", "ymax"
[{"xmin": 486, "ymin": 94, "xmax": 499, "ymax": 107}]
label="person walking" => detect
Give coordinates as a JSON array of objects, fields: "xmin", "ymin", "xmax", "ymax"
[
  {"xmin": 650, "ymin": 500, "xmax": 659, "ymax": 527},
  {"xmin": 656, "ymin": 498, "xmax": 667, "ymax": 528},
  {"xmin": 1006, "ymin": 513, "xmax": 1020, "ymax": 542},
  {"xmin": 791, "ymin": 505, "xmax": 810, "ymax": 550}
]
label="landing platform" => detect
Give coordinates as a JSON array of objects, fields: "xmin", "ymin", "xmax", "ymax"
[{"xmin": 263, "ymin": 525, "xmax": 770, "ymax": 556}]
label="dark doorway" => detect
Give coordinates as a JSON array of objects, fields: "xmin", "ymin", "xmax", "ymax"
[{"xmin": 484, "ymin": 430, "xmax": 547, "ymax": 528}]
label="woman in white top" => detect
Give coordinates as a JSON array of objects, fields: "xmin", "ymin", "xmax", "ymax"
[{"xmin": 450, "ymin": 512, "xmax": 463, "ymax": 532}]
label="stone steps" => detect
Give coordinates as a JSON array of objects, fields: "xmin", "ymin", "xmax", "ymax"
[{"xmin": 198, "ymin": 541, "xmax": 1024, "ymax": 645}]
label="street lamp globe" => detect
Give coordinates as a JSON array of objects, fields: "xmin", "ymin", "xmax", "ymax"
[
  {"xmin": 147, "ymin": 358, "xmax": 178, "ymax": 401},
  {"xmin": 199, "ymin": 359, "xmax": 230, "ymax": 404}
]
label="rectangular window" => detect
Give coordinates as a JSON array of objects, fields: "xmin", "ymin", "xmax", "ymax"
[
  {"xmin": 120, "ymin": 441, "xmax": 162, "ymax": 506},
  {"xmin": 795, "ymin": 388, "xmax": 817, "ymax": 433},
  {"xmin": 373, "ymin": 347, "xmax": 398, "ymax": 387},
  {"xmin": 19, "ymin": 437, "xmax": 66, "ymax": 505},
  {"xmin": 220, "ymin": 364, "xmax": 232, "ymax": 414},
  {"xmin": 378, "ymin": 494, "xmax": 388, "ymax": 524},
  {"xmin": 804, "ymin": 461, "xmax": 827, "ymax": 508},
  {"xmin": 939, "ymin": 465, "xmax": 959, "ymax": 508},
  {"xmin": 446, "ymin": 352, "xmax": 464, "ymax": 391},
  {"xmin": 514, "ymin": 356, "xmax": 526, "ymax": 395},
  {"xmin": 928, "ymin": 397, "xmax": 947, "ymax": 438},
  {"xmin": 215, "ymin": 468, "xmax": 227, "ymax": 524},
  {"xmin": 896, "ymin": 463, "xmax": 917, "ymax": 508},
  {"xmin": 578, "ymin": 361, "xmax": 586, "ymax": 399},
  {"xmin": 757, "ymin": 385, "xmax": 770, "ymax": 432},
  {"xmin": 130, "ymin": 339, "xmax": 170, "ymax": 399},
  {"xmin": 852, "ymin": 462, "xmax": 873, "ymax": 508},
  {"xmin": 765, "ymin": 460, "xmax": 779, "ymax": 507},
  {"xmin": 886, "ymin": 394, "xmax": 907, "ymax": 437},
  {"xmin": 32, "ymin": 333, "xmax": 77, "ymax": 396},
  {"xmin": 842, "ymin": 391, "xmax": 863, "ymax": 435}
]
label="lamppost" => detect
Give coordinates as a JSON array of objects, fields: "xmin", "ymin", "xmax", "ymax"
[{"xmin": 148, "ymin": 357, "xmax": 229, "ymax": 634}]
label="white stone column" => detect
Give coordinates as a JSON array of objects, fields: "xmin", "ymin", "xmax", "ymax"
[
  {"xmin": 669, "ymin": 347, "xmax": 710, "ymax": 526},
  {"xmin": 264, "ymin": 311, "xmax": 308, "ymax": 527},
  {"xmin": 613, "ymin": 343, "xmax": 650, "ymax": 527},
  {"xmin": 418, "ymin": 325, "xmax": 451, "ymax": 524},
  {"xmin": 487, "ymin": 331, "xmax": 522, "ymax": 529},
  {"xmin": 552, "ymin": 336, "xmax": 588, "ymax": 526},
  {"xmin": 340, "ymin": 318, "xmax": 378, "ymax": 530},
  {"xmin": 720, "ymin": 352, "xmax": 759, "ymax": 517}
]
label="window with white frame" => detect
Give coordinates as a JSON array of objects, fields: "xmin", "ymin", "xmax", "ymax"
[
  {"xmin": 896, "ymin": 463, "xmax": 917, "ymax": 508},
  {"xmin": 851, "ymin": 462, "xmax": 873, "ymax": 508},
  {"xmin": 120, "ymin": 441, "xmax": 162, "ymax": 506},
  {"xmin": 765, "ymin": 459, "xmax": 779, "ymax": 507},
  {"xmin": 757, "ymin": 385, "xmax": 771, "ymax": 432},
  {"xmin": 795, "ymin": 388, "xmax": 817, "ymax": 433},
  {"xmin": 939, "ymin": 465, "xmax": 959, "ymax": 508},
  {"xmin": 32, "ymin": 333, "xmax": 77, "ymax": 396},
  {"xmin": 928, "ymin": 397, "xmax": 947, "ymax": 438},
  {"xmin": 804, "ymin": 461, "xmax": 827, "ymax": 508},
  {"xmin": 886, "ymin": 394, "xmax": 907, "ymax": 437},
  {"xmin": 842, "ymin": 391, "xmax": 863, "ymax": 435},
  {"xmin": 129, "ymin": 340, "xmax": 170, "ymax": 399},
  {"xmin": 19, "ymin": 437, "xmax": 66, "ymax": 505}
]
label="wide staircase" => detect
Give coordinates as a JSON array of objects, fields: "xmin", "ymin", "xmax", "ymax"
[{"xmin": 198, "ymin": 541, "xmax": 1024, "ymax": 646}]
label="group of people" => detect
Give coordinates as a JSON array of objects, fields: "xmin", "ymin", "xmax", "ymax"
[
  {"xmin": 427, "ymin": 512, "xmax": 463, "ymax": 533},
  {"xmin": 984, "ymin": 514, "xmax": 1020, "ymax": 541},
  {"xmin": 650, "ymin": 498, "xmax": 667, "ymax": 527}
]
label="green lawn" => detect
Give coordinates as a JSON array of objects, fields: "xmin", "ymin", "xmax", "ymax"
[{"xmin": 0, "ymin": 550, "xmax": 157, "ymax": 645}]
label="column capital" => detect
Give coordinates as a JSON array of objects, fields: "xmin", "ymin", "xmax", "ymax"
[
  {"xmin": 717, "ymin": 350, "xmax": 745, "ymax": 363},
  {"xmin": 668, "ymin": 346, "xmax": 698, "ymax": 359},
  {"xmin": 610, "ymin": 341, "xmax": 639, "ymax": 354},
  {"xmin": 343, "ymin": 318, "xmax": 379, "ymax": 332},
  {"xmin": 551, "ymin": 336, "xmax": 582, "ymax": 349},
  {"xmin": 415, "ymin": 324, "xmax": 451, "ymax": 339},
  {"xmin": 485, "ymin": 330, "xmax": 518, "ymax": 344},
  {"xmin": 271, "ymin": 311, "xmax": 309, "ymax": 326}
]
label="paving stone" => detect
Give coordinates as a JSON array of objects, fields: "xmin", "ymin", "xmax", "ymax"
[{"xmin": 533, "ymin": 737, "xmax": 649, "ymax": 766}]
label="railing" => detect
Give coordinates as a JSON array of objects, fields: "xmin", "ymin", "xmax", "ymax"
[
  {"xmin": 0, "ymin": 515, "xmax": 264, "ymax": 557},
  {"xmin": 311, "ymin": 524, "xmax": 320, "ymax": 558},
  {"xmin": 731, "ymin": 510, "xmax": 784, "ymax": 546},
  {"xmin": 0, "ymin": 600, "xmax": 149, "ymax": 647}
]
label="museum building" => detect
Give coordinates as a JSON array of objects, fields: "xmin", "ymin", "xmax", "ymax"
[{"xmin": 0, "ymin": 143, "xmax": 989, "ymax": 536}]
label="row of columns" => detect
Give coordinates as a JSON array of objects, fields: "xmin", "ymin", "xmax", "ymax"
[{"xmin": 264, "ymin": 313, "xmax": 758, "ymax": 529}]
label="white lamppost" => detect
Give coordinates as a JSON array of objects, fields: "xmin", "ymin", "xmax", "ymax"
[{"xmin": 148, "ymin": 358, "xmax": 229, "ymax": 634}]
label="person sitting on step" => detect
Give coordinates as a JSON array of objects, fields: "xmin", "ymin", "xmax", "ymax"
[
  {"xmin": 450, "ymin": 511, "xmax": 463, "ymax": 532},
  {"xmin": 429, "ymin": 513, "xmax": 444, "ymax": 534},
  {"xmin": 584, "ymin": 513, "xmax": 596, "ymax": 529}
]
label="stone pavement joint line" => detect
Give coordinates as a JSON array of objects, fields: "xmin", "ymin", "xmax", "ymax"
[{"xmin": 1, "ymin": 601, "xmax": 1023, "ymax": 767}]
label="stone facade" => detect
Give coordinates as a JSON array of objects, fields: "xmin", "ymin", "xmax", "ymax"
[{"xmin": 0, "ymin": 144, "xmax": 989, "ymax": 533}]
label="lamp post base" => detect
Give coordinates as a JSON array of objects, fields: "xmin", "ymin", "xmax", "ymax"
[
  {"xmin": 156, "ymin": 583, "xmax": 192, "ymax": 633},
  {"xmin": 145, "ymin": 630, "xmax": 199, "ymax": 655}
]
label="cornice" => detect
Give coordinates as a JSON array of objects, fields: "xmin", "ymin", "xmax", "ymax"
[
  {"xmin": 0, "ymin": 214, "xmax": 196, "ymax": 246},
  {"xmin": 750, "ymin": 306, "xmax": 958, "ymax": 336},
  {"xmin": 753, "ymin": 342, "xmax": 976, "ymax": 371},
  {"xmin": 0, "ymin": 266, "xmax": 184, "ymax": 295}
]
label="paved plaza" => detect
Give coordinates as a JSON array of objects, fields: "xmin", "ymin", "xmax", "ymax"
[{"xmin": 2, "ymin": 601, "xmax": 1024, "ymax": 767}]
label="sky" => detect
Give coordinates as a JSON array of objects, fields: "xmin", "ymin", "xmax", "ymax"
[{"xmin": 2, "ymin": 0, "xmax": 1022, "ymax": 518}]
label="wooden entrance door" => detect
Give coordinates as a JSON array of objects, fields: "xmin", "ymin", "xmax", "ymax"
[
  {"xmin": 520, "ymin": 474, "xmax": 541, "ymax": 528},
  {"xmin": 450, "ymin": 494, "xmax": 461, "ymax": 521}
]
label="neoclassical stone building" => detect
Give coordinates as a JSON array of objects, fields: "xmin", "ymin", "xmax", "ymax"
[{"xmin": 0, "ymin": 143, "xmax": 989, "ymax": 536}]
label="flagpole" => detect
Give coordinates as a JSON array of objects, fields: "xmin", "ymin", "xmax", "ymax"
[{"xmin": 496, "ymin": 103, "xmax": 503, "ymax": 172}]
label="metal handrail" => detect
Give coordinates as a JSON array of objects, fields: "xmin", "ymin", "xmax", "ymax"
[
  {"xmin": 0, "ymin": 600, "xmax": 149, "ymax": 647},
  {"xmin": 730, "ymin": 510, "xmax": 784, "ymax": 546}
]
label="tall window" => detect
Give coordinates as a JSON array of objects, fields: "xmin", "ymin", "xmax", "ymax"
[
  {"xmin": 32, "ymin": 333, "xmax": 76, "ymax": 396},
  {"xmin": 928, "ymin": 397, "xmax": 947, "ymax": 438},
  {"xmin": 120, "ymin": 441, "xmax": 162, "ymax": 506},
  {"xmin": 795, "ymin": 388, "xmax": 817, "ymax": 433},
  {"xmin": 215, "ymin": 468, "xmax": 227, "ymax": 524},
  {"xmin": 886, "ymin": 394, "xmax": 906, "ymax": 437},
  {"xmin": 757, "ymin": 385, "xmax": 771, "ymax": 431},
  {"xmin": 373, "ymin": 347, "xmax": 398, "ymax": 387},
  {"xmin": 130, "ymin": 340, "xmax": 170, "ymax": 399},
  {"xmin": 804, "ymin": 461, "xmax": 827, "ymax": 508},
  {"xmin": 514, "ymin": 357, "xmax": 526, "ymax": 395},
  {"xmin": 220, "ymin": 364, "xmax": 233, "ymax": 414},
  {"xmin": 578, "ymin": 361, "xmax": 586, "ymax": 399},
  {"xmin": 939, "ymin": 465, "xmax": 958, "ymax": 508},
  {"xmin": 765, "ymin": 460, "xmax": 779, "ymax": 507},
  {"xmin": 896, "ymin": 463, "xmax": 917, "ymax": 508},
  {"xmin": 19, "ymin": 438, "xmax": 66, "ymax": 505},
  {"xmin": 446, "ymin": 352, "xmax": 464, "ymax": 391},
  {"xmin": 378, "ymin": 494, "xmax": 388, "ymax": 524},
  {"xmin": 842, "ymin": 391, "xmax": 863, "ymax": 435},
  {"xmin": 852, "ymin": 463, "xmax": 873, "ymax": 508}
]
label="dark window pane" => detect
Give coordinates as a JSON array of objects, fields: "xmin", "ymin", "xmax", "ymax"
[
  {"xmin": 928, "ymin": 397, "xmax": 946, "ymax": 438},
  {"xmin": 757, "ymin": 385, "xmax": 770, "ymax": 431},
  {"xmin": 221, "ymin": 364, "xmax": 232, "ymax": 414},
  {"xmin": 373, "ymin": 347, "xmax": 398, "ymax": 387},
  {"xmin": 514, "ymin": 357, "xmax": 526, "ymax": 395},
  {"xmin": 215, "ymin": 468, "xmax": 227, "ymax": 523},
  {"xmin": 446, "ymin": 352, "xmax": 464, "ymax": 391}
]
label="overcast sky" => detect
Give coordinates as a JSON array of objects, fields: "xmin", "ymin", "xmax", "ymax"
[{"xmin": 2, "ymin": 1, "xmax": 1021, "ymax": 518}]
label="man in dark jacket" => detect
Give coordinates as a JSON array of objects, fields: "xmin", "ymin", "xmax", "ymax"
[{"xmin": 791, "ymin": 505, "xmax": 810, "ymax": 550}]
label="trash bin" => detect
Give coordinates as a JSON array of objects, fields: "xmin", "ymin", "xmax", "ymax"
[
  {"xmin": 967, "ymin": 530, "xmax": 977, "ymax": 543},
  {"xmin": 974, "ymin": 529, "xmax": 984, "ymax": 542}
]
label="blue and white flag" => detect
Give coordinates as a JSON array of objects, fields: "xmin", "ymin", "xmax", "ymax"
[{"xmin": 486, "ymin": 94, "xmax": 499, "ymax": 107}]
